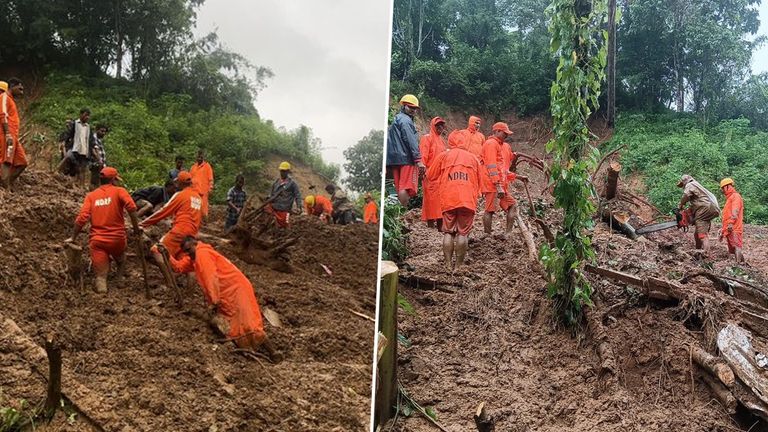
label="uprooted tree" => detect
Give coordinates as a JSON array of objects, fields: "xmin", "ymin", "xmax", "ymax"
[{"xmin": 540, "ymin": 0, "xmax": 608, "ymax": 326}]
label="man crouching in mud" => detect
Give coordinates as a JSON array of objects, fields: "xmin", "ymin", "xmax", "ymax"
[{"xmin": 166, "ymin": 236, "xmax": 282, "ymax": 363}]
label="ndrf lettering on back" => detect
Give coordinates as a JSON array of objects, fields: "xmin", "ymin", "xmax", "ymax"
[
  {"xmin": 447, "ymin": 171, "xmax": 469, "ymax": 181},
  {"xmin": 94, "ymin": 197, "xmax": 112, "ymax": 207},
  {"xmin": 190, "ymin": 196, "xmax": 202, "ymax": 210}
]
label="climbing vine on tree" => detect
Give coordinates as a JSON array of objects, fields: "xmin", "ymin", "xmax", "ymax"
[{"xmin": 540, "ymin": 0, "xmax": 608, "ymax": 326}]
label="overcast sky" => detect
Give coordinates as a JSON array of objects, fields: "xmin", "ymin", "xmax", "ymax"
[
  {"xmin": 753, "ymin": 1, "xmax": 768, "ymax": 73},
  {"xmin": 194, "ymin": 0, "xmax": 392, "ymax": 177}
]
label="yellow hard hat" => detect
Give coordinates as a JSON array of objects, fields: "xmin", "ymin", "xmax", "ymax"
[
  {"xmin": 305, "ymin": 195, "xmax": 315, "ymax": 206},
  {"xmin": 0, "ymin": 82, "xmax": 7, "ymax": 92},
  {"xmin": 399, "ymin": 94, "xmax": 419, "ymax": 108},
  {"xmin": 279, "ymin": 161, "xmax": 291, "ymax": 171},
  {"xmin": 720, "ymin": 178, "xmax": 734, "ymax": 188}
]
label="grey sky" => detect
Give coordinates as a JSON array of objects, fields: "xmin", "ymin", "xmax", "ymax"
[
  {"xmin": 753, "ymin": 1, "xmax": 768, "ymax": 73},
  {"xmin": 194, "ymin": 0, "xmax": 391, "ymax": 178}
]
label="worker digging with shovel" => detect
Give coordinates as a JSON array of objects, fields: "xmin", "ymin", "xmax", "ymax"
[{"xmin": 168, "ymin": 236, "xmax": 283, "ymax": 363}]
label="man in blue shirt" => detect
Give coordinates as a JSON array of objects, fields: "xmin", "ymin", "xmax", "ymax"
[
  {"xmin": 225, "ymin": 174, "xmax": 247, "ymax": 232},
  {"xmin": 387, "ymin": 94, "xmax": 425, "ymax": 207}
]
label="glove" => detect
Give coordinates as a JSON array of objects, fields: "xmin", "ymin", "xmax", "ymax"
[{"xmin": 5, "ymin": 134, "xmax": 12, "ymax": 147}]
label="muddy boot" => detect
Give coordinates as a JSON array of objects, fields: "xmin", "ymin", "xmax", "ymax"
[
  {"xmin": 210, "ymin": 313, "xmax": 231, "ymax": 337},
  {"xmin": 94, "ymin": 275, "xmax": 108, "ymax": 293},
  {"xmin": 114, "ymin": 255, "xmax": 127, "ymax": 280}
]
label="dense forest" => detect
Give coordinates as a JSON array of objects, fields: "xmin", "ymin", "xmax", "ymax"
[
  {"xmin": 390, "ymin": 0, "xmax": 768, "ymax": 222},
  {"xmin": 0, "ymin": 0, "xmax": 340, "ymax": 201}
]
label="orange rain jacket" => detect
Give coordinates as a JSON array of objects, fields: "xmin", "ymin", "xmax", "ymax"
[
  {"xmin": 306, "ymin": 195, "xmax": 333, "ymax": 217},
  {"xmin": 140, "ymin": 187, "xmax": 203, "ymax": 237},
  {"xmin": 426, "ymin": 141, "xmax": 481, "ymax": 213},
  {"xmin": 0, "ymin": 92, "xmax": 19, "ymax": 140},
  {"xmin": 501, "ymin": 142, "xmax": 517, "ymax": 183},
  {"xmin": 364, "ymin": 200, "xmax": 379, "ymax": 224},
  {"xmin": 480, "ymin": 135, "xmax": 506, "ymax": 194},
  {"xmin": 190, "ymin": 161, "xmax": 214, "ymax": 215},
  {"xmin": 75, "ymin": 184, "xmax": 138, "ymax": 241},
  {"xmin": 457, "ymin": 116, "xmax": 485, "ymax": 157},
  {"xmin": 171, "ymin": 242, "xmax": 266, "ymax": 347},
  {"xmin": 419, "ymin": 117, "xmax": 447, "ymax": 221},
  {"xmin": 721, "ymin": 188, "xmax": 744, "ymax": 235}
]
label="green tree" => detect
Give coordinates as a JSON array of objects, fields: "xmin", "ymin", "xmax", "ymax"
[{"xmin": 343, "ymin": 130, "xmax": 385, "ymax": 193}]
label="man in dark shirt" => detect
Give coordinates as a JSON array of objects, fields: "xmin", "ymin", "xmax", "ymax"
[
  {"xmin": 225, "ymin": 174, "xmax": 247, "ymax": 233},
  {"xmin": 169, "ymin": 155, "xmax": 185, "ymax": 180},
  {"xmin": 132, "ymin": 180, "xmax": 176, "ymax": 218},
  {"xmin": 267, "ymin": 161, "xmax": 302, "ymax": 228}
]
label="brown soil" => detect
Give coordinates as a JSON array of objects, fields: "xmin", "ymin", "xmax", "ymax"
[
  {"xmin": 0, "ymin": 169, "xmax": 377, "ymax": 431},
  {"xmin": 387, "ymin": 138, "xmax": 768, "ymax": 431}
]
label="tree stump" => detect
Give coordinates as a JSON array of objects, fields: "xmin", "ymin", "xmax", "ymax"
[{"xmin": 43, "ymin": 334, "xmax": 62, "ymax": 420}]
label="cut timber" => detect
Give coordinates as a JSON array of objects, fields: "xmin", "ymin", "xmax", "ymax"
[
  {"xmin": 732, "ymin": 380, "xmax": 768, "ymax": 422},
  {"xmin": 512, "ymin": 206, "xmax": 538, "ymax": 263},
  {"xmin": 600, "ymin": 209, "xmax": 637, "ymax": 239},
  {"xmin": 717, "ymin": 324, "xmax": 768, "ymax": 406},
  {"xmin": 43, "ymin": 334, "xmax": 62, "ymax": 420},
  {"xmin": 474, "ymin": 402, "xmax": 495, "ymax": 432},
  {"xmin": 604, "ymin": 161, "xmax": 621, "ymax": 200},
  {"xmin": 699, "ymin": 373, "xmax": 737, "ymax": 414},
  {"xmin": 0, "ymin": 316, "xmax": 115, "ymax": 429},
  {"xmin": 374, "ymin": 261, "xmax": 399, "ymax": 428},
  {"xmin": 584, "ymin": 265, "xmax": 679, "ymax": 302},
  {"xmin": 690, "ymin": 346, "xmax": 735, "ymax": 388},
  {"xmin": 585, "ymin": 306, "xmax": 617, "ymax": 375},
  {"xmin": 682, "ymin": 271, "xmax": 768, "ymax": 307}
]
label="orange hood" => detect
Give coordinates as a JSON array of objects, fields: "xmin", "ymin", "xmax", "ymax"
[
  {"xmin": 467, "ymin": 115, "xmax": 481, "ymax": 133},
  {"xmin": 447, "ymin": 130, "xmax": 466, "ymax": 149},
  {"xmin": 430, "ymin": 117, "xmax": 445, "ymax": 137}
]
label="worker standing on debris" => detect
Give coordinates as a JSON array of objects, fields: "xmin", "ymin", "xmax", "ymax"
[
  {"xmin": 419, "ymin": 116, "xmax": 447, "ymax": 228},
  {"xmin": 304, "ymin": 194, "xmax": 333, "ymax": 223},
  {"xmin": 140, "ymin": 171, "xmax": 203, "ymax": 261},
  {"xmin": 1, "ymin": 78, "xmax": 27, "ymax": 191},
  {"xmin": 267, "ymin": 161, "xmax": 302, "ymax": 228},
  {"xmin": 457, "ymin": 116, "xmax": 485, "ymax": 157},
  {"xmin": 386, "ymin": 94, "xmax": 425, "ymax": 207},
  {"xmin": 169, "ymin": 236, "xmax": 282, "ymax": 363},
  {"xmin": 481, "ymin": 122, "xmax": 527, "ymax": 235},
  {"xmin": 427, "ymin": 131, "xmax": 481, "ymax": 269},
  {"xmin": 190, "ymin": 149, "xmax": 214, "ymax": 218},
  {"xmin": 678, "ymin": 174, "xmax": 720, "ymax": 254},
  {"xmin": 88, "ymin": 125, "xmax": 109, "ymax": 191},
  {"xmin": 132, "ymin": 180, "xmax": 176, "ymax": 218},
  {"xmin": 59, "ymin": 108, "xmax": 96, "ymax": 188},
  {"xmin": 225, "ymin": 174, "xmax": 247, "ymax": 233},
  {"xmin": 719, "ymin": 178, "xmax": 745, "ymax": 264},
  {"xmin": 326, "ymin": 184, "xmax": 355, "ymax": 225},
  {"xmin": 67, "ymin": 167, "xmax": 141, "ymax": 293},
  {"xmin": 169, "ymin": 155, "xmax": 185, "ymax": 181},
  {"xmin": 364, "ymin": 193, "xmax": 379, "ymax": 225}
]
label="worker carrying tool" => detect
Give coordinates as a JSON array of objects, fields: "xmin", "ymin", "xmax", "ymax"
[
  {"xmin": 131, "ymin": 180, "xmax": 176, "ymax": 218},
  {"xmin": 325, "ymin": 184, "xmax": 355, "ymax": 225},
  {"xmin": 169, "ymin": 236, "xmax": 282, "ymax": 363},
  {"xmin": 386, "ymin": 94, "xmax": 425, "ymax": 207},
  {"xmin": 190, "ymin": 149, "xmax": 214, "ymax": 218},
  {"xmin": 304, "ymin": 194, "xmax": 333, "ymax": 223},
  {"xmin": 67, "ymin": 167, "xmax": 141, "ymax": 293},
  {"xmin": 480, "ymin": 122, "xmax": 527, "ymax": 235},
  {"xmin": 426, "ymin": 130, "xmax": 481, "ymax": 270},
  {"xmin": 677, "ymin": 174, "xmax": 720, "ymax": 253},
  {"xmin": 719, "ymin": 178, "xmax": 745, "ymax": 264},
  {"xmin": 363, "ymin": 192, "xmax": 379, "ymax": 225},
  {"xmin": 140, "ymin": 171, "xmax": 203, "ymax": 261},
  {"xmin": 419, "ymin": 116, "xmax": 447, "ymax": 229},
  {"xmin": 267, "ymin": 161, "xmax": 303, "ymax": 228}
]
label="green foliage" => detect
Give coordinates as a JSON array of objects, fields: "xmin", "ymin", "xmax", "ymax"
[
  {"xmin": 606, "ymin": 113, "xmax": 768, "ymax": 224},
  {"xmin": 0, "ymin": 395, "xmax": 33, "ymax": 432},
  {"xmin": 397, "ymin": 292, "xmax": 416, "ymax": 315},
  {"xmin": 541, "ymin": 0, "xmax": 606, "ymax": 327},
  {"xmin": 343, "ymin": 130, "xmax": 385, "ymax": 194},
  {"xmin": 382, "ymin": 200, "xmax": 409, "ymax": 262},
  {"xmin": 30, "ymin": 73, "xmax": 338, "ymax": 202}
]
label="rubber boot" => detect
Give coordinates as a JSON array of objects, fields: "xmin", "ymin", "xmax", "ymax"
[{"xmin": 94, "ymin": 275, "xmax": 108, "ymax": 293}]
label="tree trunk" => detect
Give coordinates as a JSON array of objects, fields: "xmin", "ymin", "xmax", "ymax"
[
  {"xmin": 43, "ymin": 334, "xmax": 62, "ymax": 419},
  {"xmin": 604, "ymin": 161, "xmax": 621, "ymax": 200},
  {"xmin": 691, "ymin": 346, "xmax": 735, "ymax": 388},
  {"xmin": 374, "ymin": 261, "xmax": 399, "ymax": 428},
  {"xmin": 606, "ymin": 0, "xmax": 617, "ymax": 127}
]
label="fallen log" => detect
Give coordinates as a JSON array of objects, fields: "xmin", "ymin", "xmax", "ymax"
[
  {"xmin": 584, "ymin": 265, "xmax": 679, "ymax": 302},
  {"xmin": 699, "ymin": 373, "xmax": 737, "ymax": 414},
  {"xmin": 681, "ymin": 271, "xmax": 768, "ymax": 307},
  {"xmin": 690, "ymin": 345, "xmax": 735, "ymax": 388},
  {"xmin": 512, "ymin": 206, "xmax": 538, "ymax": 263},
  {"xmin": 717, "ymin": 324, "xmax": 768, "ymax": 406},
  {"xmin": 600, "ymin": 209, "xmax": 637, "ymax": 240}
]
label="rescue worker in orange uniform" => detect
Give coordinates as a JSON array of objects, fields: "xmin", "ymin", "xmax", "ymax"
[
  {"xmin": 457, "ymin": 115, "xmax": 485, "ymax": 157},
  {"xmin": 1, "ymin": 78, "xmax": 27, "ymax": 191},
  {"xmin": 419, "ymin": 117, "xmax": 447, "ymax": 228},
  {"xmin": 426, "ymin": 130, "xmax": 481, "ymax": 270},
  {"xmin": 480, "ymin": 122, "xmax": 528, "ymax": 235},
  {"xmin": 190, "ymin": 149, "xmax": 214, "ymax": 218},
  {"xmin": 719, "ymin": 178, "xmax": 745, "ymax": 264},
  {"xmin": 67, "ymin": 167, "xmax": 141, "ymax": 293},
  {"xmin": 386, "ymin": 94, "xmax": 426, "ymax": 207},
  {"xmin": 304, "ymin": 194, "xmax": 333, "ymax": 223},
  {"xmin": 140, "ymin": 171, "xmax": 203, "ymax": 263},
  {"xmin": 170, "ymin": 236, "xmax": 282, "ymax": 363},
  {"xmin": 363, "ymin": 192, "xmax": 379, "ymax": 225}
]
